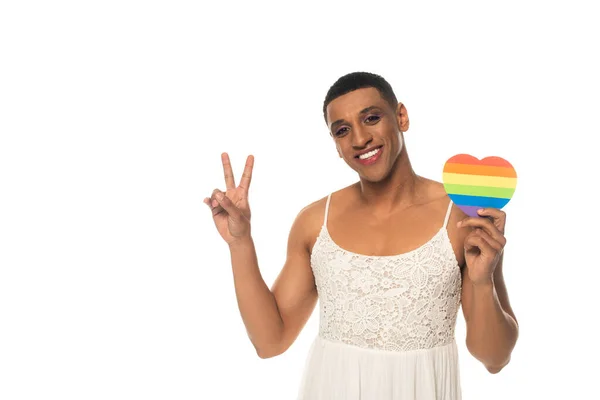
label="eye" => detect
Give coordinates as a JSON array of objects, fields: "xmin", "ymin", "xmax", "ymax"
[
  {"xmin": 334, "ymin": 127, "xmax": 349, "ymax": 137},
  {"xmin": 365, "ymin": 115, "xmax": 381, "ymax": 123}
]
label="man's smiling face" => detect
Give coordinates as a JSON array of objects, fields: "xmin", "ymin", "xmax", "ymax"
[{"xmin": 326, "ymin": 87, "xmax": 408, "ymax": 182}]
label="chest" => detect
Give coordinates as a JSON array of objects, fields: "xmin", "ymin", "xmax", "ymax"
[
  {"xmin": 326, "ymin": 214, "xmax": 445, "ymax": 257},
  {"xmin": 310, "ymin": 225, "xmax": 462, "ymax": 306}
]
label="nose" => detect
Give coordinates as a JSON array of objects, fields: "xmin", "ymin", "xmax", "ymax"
[{"xmin": 351, "ymin": 126, "xmax": 373, "ymax": 149}]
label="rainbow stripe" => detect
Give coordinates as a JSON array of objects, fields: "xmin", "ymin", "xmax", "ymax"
[{"xmin": 443, "ymin": 154, "xmax": 517, "ymax": 217}]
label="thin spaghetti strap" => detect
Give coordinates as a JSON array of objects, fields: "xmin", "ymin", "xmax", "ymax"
[
  {"xmin": 324, "ymin": 193, "xmax": 332, "ymax": 227},
  {"xmin": 443, "ymin": 199, "xmax": 453, "ymax": 229}
]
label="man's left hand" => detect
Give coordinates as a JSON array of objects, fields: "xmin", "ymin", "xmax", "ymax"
[{"xmin": 457, "ymin": 208, "xmax": 507, "ymax": 286}]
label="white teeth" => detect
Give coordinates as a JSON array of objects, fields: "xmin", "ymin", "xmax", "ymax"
[{"xmin": 358, "ymin": 147, "xmax": 381, "ymax": 160}]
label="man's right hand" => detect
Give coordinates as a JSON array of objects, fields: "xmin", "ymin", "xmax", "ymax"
[
  {"xmin": 204, "ymin": 152, "xmax": 254, "ymax": 245},
  {"xmin": 204, "ymin": 152, "xmax": 318, "ymax": 358}
]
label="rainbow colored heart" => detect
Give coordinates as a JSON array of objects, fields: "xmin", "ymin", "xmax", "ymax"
[{"xmin": 443, "ymin": 154, "xmax": 517, "ymax": 217}]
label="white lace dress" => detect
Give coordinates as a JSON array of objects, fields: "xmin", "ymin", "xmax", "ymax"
[{"xmin": 297, "ymin": 194, "xmax": 463, "ymax": 399}]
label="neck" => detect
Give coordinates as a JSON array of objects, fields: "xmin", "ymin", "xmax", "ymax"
[{"xmin": 356, "ymin": 146, "xmax": 421, "ymax": 212}]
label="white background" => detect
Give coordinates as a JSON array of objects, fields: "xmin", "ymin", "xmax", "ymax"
[{"xmin": 1, "ymin": 1, "xmax": 598, "ymax": 399}]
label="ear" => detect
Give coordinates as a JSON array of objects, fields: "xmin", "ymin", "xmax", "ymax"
[{"xmin": 395, "ymin": 102, "xmax": 410, "ymax": 132}]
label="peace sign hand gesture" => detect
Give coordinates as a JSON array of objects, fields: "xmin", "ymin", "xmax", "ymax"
[{"xmin": 204, "ymin": 153, "xmax": 254, "ymax": 245}]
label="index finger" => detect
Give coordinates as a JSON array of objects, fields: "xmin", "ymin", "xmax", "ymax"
[
  {"xmin": 477, "ymin": 208, "xmax": 506, "ymax": 232},
  {"xmin": 238, "ymin": 155, "xmax": 254, "ymax": 192},
  {"xmin": 221, "ymin": 152, "xmax": 236, "ymax": 190},
  {"xmin": 459, "ymin": 216, "xmax": 505, "ymax": 242}
]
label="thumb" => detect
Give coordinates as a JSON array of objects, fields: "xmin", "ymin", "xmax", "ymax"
[{"xmin": 213, "ymin": 190, "xmax": 242, "ymax": 220}]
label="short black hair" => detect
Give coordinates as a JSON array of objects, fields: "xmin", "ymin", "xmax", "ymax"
[{"xmin": 323, "ymin": 72, "xmax": 398, "ymax": 123}]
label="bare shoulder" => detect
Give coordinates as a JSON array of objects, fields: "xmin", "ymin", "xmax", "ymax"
[
  {"xmin": 292, "ymin": 192, "xmax": 334, "ymax": 253},
  {"xmin": 419, "ymin": 178, "xmax": 451, "ymax": 212},
  {"xmin": 293, "ymin": 185, "xmax": 359, "ymax": 251},
  {"xmin": 421, "ymin": 178, "xmax": 471, "ymax": 265},
  {"xmin": 422, "ymin": 178, "xmax": 462, "ymax": 215}
]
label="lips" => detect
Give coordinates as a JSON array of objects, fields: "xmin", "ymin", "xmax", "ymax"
[
  {"xmin": 355, "ymin": 145, "xmax": 383, "ymax": 159},
  {"xmin": 355, "ymin": 145, "xmax": 383, "ymax": 165}
]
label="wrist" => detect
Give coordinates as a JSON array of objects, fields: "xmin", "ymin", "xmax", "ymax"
[
  {"xmin": 472, "ymin": 277, "xmax": 493, "ymax": 286},
  {"xmin": 228, "ymin": 234, "xmax": 254, "ymax": 250},
  {"xmin": 471, "ymin": 279, "xmax": 495, "ymax": 296}
]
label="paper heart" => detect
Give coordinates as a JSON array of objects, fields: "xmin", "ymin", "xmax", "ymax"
[{"xmin": 443, "ymin": 154, "xmax": 517, "ymax": 217}]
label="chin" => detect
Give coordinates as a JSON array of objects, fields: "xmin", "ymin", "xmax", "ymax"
[
  {"xmin": 345, "ymin": 158, "xmax": 390, "ymax": 183},
  {"xmin": 358, "ymin": 170, "xmax": 389, "ymax": 183}
]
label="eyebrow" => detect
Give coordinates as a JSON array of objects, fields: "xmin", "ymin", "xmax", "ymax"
[{"xmin": 330, "ymin": 106, "xmax": 382, "ymax": 131}]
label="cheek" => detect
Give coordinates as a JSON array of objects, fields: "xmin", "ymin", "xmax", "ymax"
[{"xmin": 394, "ymin": 134, "xmax": 404, "ymax": 154}]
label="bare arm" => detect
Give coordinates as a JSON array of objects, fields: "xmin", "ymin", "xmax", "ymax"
[
  {"xmin": 227, "ymin": 208, "xmax": 318, "ymax": 358},
  {"xmin": 204, "ymin": 153, "xmax": 318, "ymax": 359},
  {"xmin": 461, "ymin": 254, "xmax": 519, "ymax": 373},
  {"xmin": 457, "ymin": 208, "xmax": 519, "ymax": 373}
]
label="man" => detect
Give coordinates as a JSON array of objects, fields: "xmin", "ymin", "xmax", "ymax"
[{"xmin": 204, "ymin": 72, "xmax": 518, "ymax": 399}]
